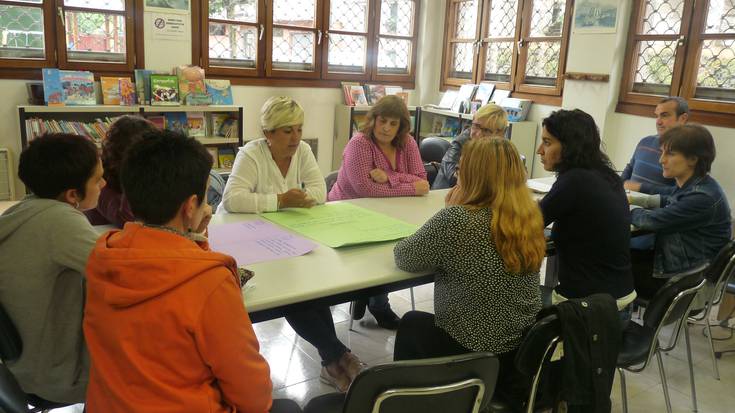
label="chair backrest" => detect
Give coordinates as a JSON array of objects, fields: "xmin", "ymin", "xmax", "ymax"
[
  {"xmin": 325, "ymin": 171, "xmax": 339, "ymax": 193},
  {"xmin": 514, "ymin": 314, "xmax": 561, "ymax": 412},
  {"xmin": 0, "ymin": 363, "xmax": 30, "ymax": 413},
  {"xmin": 419, "ymin": 138, "xmax": 451, "ymax": 164},
  {"xmin": 342, "ymin": 352, "xmax": 499, "ymax": 413},
  {"xmin": 424, "ymin": 163, "xmax": 438, "ymax": 187},
  {"xmin": 705, "ymin": 240, "xmax": 735, "ymax": 303},
  {"xmin": 643, "ymin": 264, "xmax": 708, "ymax": 351},
  {"xmin": 0, "ymin": 303, "xmax": 22, "ymax": 362}
]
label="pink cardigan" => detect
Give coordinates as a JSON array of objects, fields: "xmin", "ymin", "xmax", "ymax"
[{"xmin": 328, "ymin": 132, "xmax": 426, "ymax": 201}]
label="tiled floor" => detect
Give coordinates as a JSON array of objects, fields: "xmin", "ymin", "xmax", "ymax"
[{"xmin": 55, "ymin": 282, "xmax": 735, "ymax": 412}]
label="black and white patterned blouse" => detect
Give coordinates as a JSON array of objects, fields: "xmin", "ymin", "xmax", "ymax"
[{"xmin": 394, "ymin": 206, "xmax": 541, "ymax": 354}]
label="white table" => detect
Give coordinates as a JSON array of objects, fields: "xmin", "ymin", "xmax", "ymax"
[{"xmin": 210, "ymin": 189, "xmax": 450, "ymax": 322}]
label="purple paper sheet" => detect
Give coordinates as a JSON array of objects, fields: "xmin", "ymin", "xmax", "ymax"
[{"xmin": 208, "ymin": 219, "xmax": 318, "ymax": 266}]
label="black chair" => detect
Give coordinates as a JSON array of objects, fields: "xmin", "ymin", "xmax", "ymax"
[
  {"xmin": 488, "ymin": 314, "xmax": 561, "ymax": 413},
  {"xmin": 325, "ymin": 170, "xmax": 339, "ymax": 193},
  {"xmin": 0, "ymin": 303, "xmax": 73, "ymax": 413},
  {"xmin": 304, "ymin": 352, "xmax": 499, "ymax": 413},
  {"xmin": 687, "ymin": 240, "xmax": 735, "ymax": 379},
  {"xmin": 419, "ymin": 138, "xmax": 450, "ymax": 187},
  {"xmin": 617, "ymin": 265, "xmax": 707, "ymax": 413}
]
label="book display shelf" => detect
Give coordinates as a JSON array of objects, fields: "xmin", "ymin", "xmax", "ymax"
[{"xmin": 17, "ymin": 105, "xmax": 244, "ymax": 175}]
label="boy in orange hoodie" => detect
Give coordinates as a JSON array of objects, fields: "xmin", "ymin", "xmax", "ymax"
[{"xmin": 83, "ymin": 130, "xmax": 301, "ymax": 413}]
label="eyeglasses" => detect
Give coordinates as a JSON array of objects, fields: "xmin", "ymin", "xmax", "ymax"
[{"xmin": 470, "ymin": 123, "xmax": 497, "ymax": 136}]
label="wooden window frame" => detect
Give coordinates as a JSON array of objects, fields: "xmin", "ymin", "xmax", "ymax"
[
  {"xmin": 440, "ymin": 0, "xmax": 571, "ymax": 106},
  {"xmin": 194, "ymin": 0, "xmax": 420, "ymax": 88},
  {"xmin": 0, "ymin": 0, "xmax": 144, "ymax": 79},
  {"xmin": 617, "ymin": 0, "xmax": 735, "ymax": 128}
]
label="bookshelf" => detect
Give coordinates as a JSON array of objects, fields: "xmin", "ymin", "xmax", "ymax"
[
  {"xmin": 332, "ymin": 105, "xmax": 420, "ymax": 171},
  {"xmin": 17, "ymin": 105, "xmax": 244, "ymax": 174},
  {"xmin": 418, "ymin": 106, "xmax": 539, "ymax": 175}
]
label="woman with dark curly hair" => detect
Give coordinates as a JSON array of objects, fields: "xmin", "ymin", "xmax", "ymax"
[
  {"xmin": 85, "ymin": 115, "xmax": 158, "ymax": 227},
  {"xmin": 537, "ymin": 109, "xmax": 636, "ymax": 325}
]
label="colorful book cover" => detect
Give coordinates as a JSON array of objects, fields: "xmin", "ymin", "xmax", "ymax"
[
  {"xmin": 217, "ymin": 147, "xmax": 236, "ymax": 169},
  {"xmin": 204, "ymin": 79, "xmax": 233, "ymax": 105},
  {"xmin": 42, "ymin": 68, "xmax": 64, "ymax": 106},
  {"xmin": 101, "ymin": 77, "xmax": 127, "ymax": 105},
  {"xmin": 176, "ymin": 65, "xmax": 207, "ymax": 104},
  {"xmin": 147, "ymin": 116, "xmax": 165, "ymax": 130},
  {"xmin": 350, "ymin": 85, "xmax": 368, "ymax": 106},
  {"xmin": 365, "ymin": 84, "xmax": 386, "ymax": 105},
  {"xmin": 164, "ymin": 112, "xmax": 188, "ymax": 134},
  {"xmin": 134, "ymin": 69, "xmax": 153, "ymax": 105},
  {"xmin": 186, "ymin": 112, "xmax": 206, "ymax": 137},
  {"xmin": 211, "ymin": 114, "xmax": 231, "ymax": 136},
  {"xmin": 150, "ymin": 74, "xmax": 180, "ymax": 106},
  {"xmin": 60, "ymin": 71, "xmax": 95, "ymax": 105},
  {"xmin": 340, "ymin": 81, "xmax": 360, "ymax": 106},
  {"xmin": 474, "ymin": 82, "xmax": 495, "ymax": 106},
  {"xmin": 119, "ymin": 78, "xmax": 137, "ymax": 106}
]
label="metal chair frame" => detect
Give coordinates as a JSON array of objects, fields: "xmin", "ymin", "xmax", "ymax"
[{"xmin": 371, "ymin": 378, "xmax": 485, "ymax": 413}]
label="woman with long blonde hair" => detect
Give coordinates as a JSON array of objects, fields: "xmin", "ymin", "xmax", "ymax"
[{"xmin": 393, "ymin": 138, "xmax": 544, "ymax": 408}]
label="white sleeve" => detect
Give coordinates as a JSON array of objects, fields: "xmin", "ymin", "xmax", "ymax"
[
  {"xmin": 221, "ymin": 149, "xmax": 278, "ymax": 213},
  {"xmin": 300, "ymin": 145, "xmax": 326, "ymax": 204}
]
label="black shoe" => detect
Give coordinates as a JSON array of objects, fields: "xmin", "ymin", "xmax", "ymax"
[
  {"xmin": 351, "ymin": 299, "xmax": 367, "ymax": 320},
  {"xmin": 370, "ymin": 307, "xmax": 400, "ymax": 330}
]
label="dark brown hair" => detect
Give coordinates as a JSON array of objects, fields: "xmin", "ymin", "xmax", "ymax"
[
  {"xmin": 102, "ymin": 115, "xmax": 159, "ymax": 192},
  {"xmin": 360, "ymin": 95, "xmax": 411, "ymax": 147},
  {"xmin": 660, "ymin": 124, "xmax": 715, "ymax": 177}
]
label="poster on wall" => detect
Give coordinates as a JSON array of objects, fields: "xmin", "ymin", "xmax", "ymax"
[
  {"xmin": 573, "ymin": 0, "xmax": 619, "ymax": 33},
  {"xmin": 145, "ymin": 0, "xmax": 190, "ymax": 14}
]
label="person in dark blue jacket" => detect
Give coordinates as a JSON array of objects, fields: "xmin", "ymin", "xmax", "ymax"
[{"xmin": 629, "ymin": 124, "xmax": 731, "ymax": 299}]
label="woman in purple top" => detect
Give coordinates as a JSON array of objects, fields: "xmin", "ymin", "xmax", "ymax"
[
  {"xmin": 328, "ymin": 95, "xmax": 430, "ymax": 329},
  {"xmin": 85, "ymin": 116, "xmax": 158, "ymax": 227}
]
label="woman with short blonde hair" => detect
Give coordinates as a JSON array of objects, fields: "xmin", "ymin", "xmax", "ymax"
[
  {"xmin": 221, "ymin": 96, "xmax": 362, "ymax": 393},
  {"xmin": 432, "ymin": 103, "xmax": 509, "ymax": 189},
  {"xmin": 393, "ymin": 138, "xmax": 544, "ymax": 409}
]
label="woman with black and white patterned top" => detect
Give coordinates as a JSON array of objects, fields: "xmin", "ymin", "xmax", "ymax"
[{"xmin": 393, "ymin": 138, "xmax": 545, "ymax": 408}]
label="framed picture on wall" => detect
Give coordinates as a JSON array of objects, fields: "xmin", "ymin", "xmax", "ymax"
[
  {"xmin": 573, "ymin": 0, "xmax": 619, "ymax": 34},
  {"xmin": 145, "ymin": 0, "xmax": 190, "ymax": 14}
]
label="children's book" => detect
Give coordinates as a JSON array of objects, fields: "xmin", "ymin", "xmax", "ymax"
[
  {"xmin": 385, "ymin": 86, "xmax": 403, "ymax": 96},
  {"xmin": 341, "ymin": 81, "xmax": 360, "ymax": 105},
  {"xmin": 437, "ymin": 90, "xmax": 458, "ymax": 110},
  {"xmin": 42, "ymin": 68, "xmax": 64, "ymax": 106},
  {"xmin": 211, "ymin": 114, "xmax": 231, "ymax": 136},
  {"xmin": 474, "ymin": 82, "xmax": 495, "ymax": 106},
  {"xmin": 134, "ymin": 69, "xmax": 153, "ymax": 105},
  {"xmin": 147, "ymin": 116, "xmax": 165, "ymax": 130},
  {"xmin": 217, "ymin": 148, "xmax": 236, "ymax": 169},
  {"xmin": 186, "ymin": 112, "xmax": 206, "ymax": 137},
  {"xmin": 164, "ymin": 112, "xmax": 188, "ymax": 134},
  {"xmin": 119, "ymin": 78, "xmax": 137, "ymax": 106},
  {"xmin": 350, "ymin": 85, "xmax": 368, "ymax": 106},
  {"xmin": 60, "ymin": 71, "xmax": 95, "ymax": 105},
  {"xmin": 452, "ymin": 84, "xmax": 477, "ymax": 113},
  {"xmin": 150, "ymin": 74, "xmax": 180, "ymax": 106},
  {"xmin": 395, "ymin": 91, "xmax": 409, "ymax": 105},
  {"xmin": 490, "ymin": 88, "xmax": 511, "ymax": 104},
  {"xmin": 204, "ymin": 79, "xmax": 233, "ymax": 105},
  {"xmin": 101, "ymin": 77, "xmax": 127, "ymax": 105},
  {"xmin": 365, "ymin": 84, "xmax": 386, "ymax": 105},
  {"xmin": 176, "ymin": 65, "xmax": 208, "ymax": 105}
]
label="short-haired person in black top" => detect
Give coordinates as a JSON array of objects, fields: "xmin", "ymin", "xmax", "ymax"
[{"xmin": 537, "ymin": 109, "xmax": 636, "ymax": 324}]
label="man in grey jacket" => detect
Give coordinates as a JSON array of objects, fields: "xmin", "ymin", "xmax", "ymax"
[{"xmin": 0, "ymin": 133, "xmax": 104, "ymax": 403}]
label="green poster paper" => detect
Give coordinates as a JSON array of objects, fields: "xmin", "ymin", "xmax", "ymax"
[{"xmin": 261, "ymin": 203, "xmax": 417, "ymax": 248}]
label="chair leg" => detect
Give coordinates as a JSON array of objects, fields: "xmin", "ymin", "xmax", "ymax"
[
  {"xmin": 618, "ymin": 368, "xmax": 629, "ymax": 413},
  {"xmin": 348, "ymin": 301, "xmax": 355, "ymax": 331},
  {"xmin": 704, "ymin": 321, "xmax": 720, "ymax": 380},
  {"xmin": 409, "ymin": 287, "xmax": 416, "ymax": 311},
  {"xmin": 656, "ymin": 350, "xmax": 673, "ymax": 413},
  {"xmin": 684, "ymin": 325, "xmax": 698, "ymax": 412}
]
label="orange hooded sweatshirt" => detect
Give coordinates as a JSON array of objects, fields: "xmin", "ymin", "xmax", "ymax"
[{"xmin": 83, "ymin": 222, "xmax": 272, "ymax": 413}]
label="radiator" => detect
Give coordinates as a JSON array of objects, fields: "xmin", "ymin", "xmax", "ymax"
[{"xmin": 0, "ymin": 148, "xmax": 15, "ymax": 201}]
